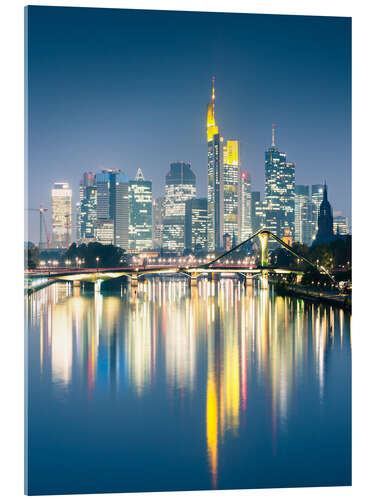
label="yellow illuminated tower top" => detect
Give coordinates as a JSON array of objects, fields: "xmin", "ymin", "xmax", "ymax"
[{"xmin": 207, "ymin": 76, "xmax": 219, "ymax": 142}]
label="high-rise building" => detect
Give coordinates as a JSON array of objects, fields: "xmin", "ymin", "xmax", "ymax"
[
  {"xmin": 207, "ymin": 78, "xmax": 224, "ymax": 251},
  {"xmin": 333, "ymin": 211, "xmax": 350, "ymax": 236},
  {"xmin": 129, "ymin": 168, "xmax": 153, "ymax": 251},
  {"xmin": 96, "ymin": 171, "xmax": 111, "ymax": 220},
  {"xmin": 223, "ymin": 140, "xmax": 240, "ymax": 242},
  {"xmin": 294, "ymin": 185, "xmax": 310, "ymax": 243},
  {"xmin": 162, "ymin": 217, "xmax": 185, "ymax": 252},
  {"xmin": 264, "ymin": 125, "xmax": 295, "ymax": 239},
  {"xmin": 301, "ymin": 201, "xmax": 315, "ymax": 246},
  {"xmin": 78, "ymin": 172, "xmax": 95, "ymax": 242},
  {"xmin": 152, "ymin": 197, "xmax": 165, "ymax": 249},
  {"xmin": 51, "ymin": 182, "xmax": 72, "ymax": 248},
  {"xmin": 95, "ymin": 169, "xmax": 129, "ymax": 249},
  {"xmin": 238, "ymin": 170, "xmax": 252, "ymax": 242},
  {"xmin": 95, "ymin": 219, "xmax": 114, "ymax": 245},
  {"xmin": 185, "ymin": 198, "xmax": 208, "ymax": 251},
  {"xmin": 250, "ymin": 191, "xmax": 262, "ymax": 233},
  {"xmin": 315, "ymin": 183, "xmax": 334, "ymax": 245},
  {"xmin": 163, "ymin": 161, "xmax": 196, "ymax": 251},
  {"xmin": 111, "ymin": 171, "xmax": 129, "ymax": 250},
  {"xmin": 79, "ymin": 185, "xmax": 97, "ymax": 241},
  {"xmin": 311, "ymin": 184, "xmax": 324, "ymax": 238}
]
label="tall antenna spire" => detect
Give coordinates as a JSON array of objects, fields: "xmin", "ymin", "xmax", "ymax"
[
  {"xmin": 211, "ymin": 75, "xmax": 215, "ymax": 103},
  {"xmin": 271, "ymin": 124, "xmax": 276, "ymax": 147}
]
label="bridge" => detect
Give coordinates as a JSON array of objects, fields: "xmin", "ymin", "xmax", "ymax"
[{"xmin": 25, "ymin": 229, "xmax": 336, "ymax": 293}]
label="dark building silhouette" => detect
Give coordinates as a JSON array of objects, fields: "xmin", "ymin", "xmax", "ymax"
[{"xmin": 314, "ymin": 183, "xmax": 334, "ymax": 244}]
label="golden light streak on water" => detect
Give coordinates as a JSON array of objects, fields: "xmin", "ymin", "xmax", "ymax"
[{"xmin": 206, "ymin": 371, "xmax": 218, "ymax": 489}]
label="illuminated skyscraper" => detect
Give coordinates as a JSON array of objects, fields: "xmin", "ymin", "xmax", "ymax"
[
  {"xmin": 207, "ymin": 78, "xmax": 224, "ymax": 251},
  {"xmin": 264, "ymin": 125, "xmax": 295, "ymax": 239},
  {"xmin": 238, "ymin": 170, "xmax": 252, "ymax": 242},
  {"xmin": 311, "ymin": 184, "xmax": 324, "ymax": 238},
  {"xmin": 51, "ymin": 182, "xmax": 72, "ymax": 248},
  {"xmin": 163, "ymin": 161, "xmax": 196, "ymax": 252},
  {"xmin": 294, "ymin": 185, "xmax": 309, "ymax": 243},
  {"xmin": 79, "ymin": 185, "xmax": 97, "ymax": 241},
  {"xmin": 223, "ymin": 140, "xmax": 240, "ymax": 242},
  {"xmin": 152, "ymin": 197, "xmax": 165, "ymax": 249},
  {"xmin": 129, "ymin": 168, "xmax": 153, "ymax": 250},
  {"xmin": 95, "ymin": 169, "xmax": 128, "ymax": 249},
  {"xmin": 185, "ymin": 198, "xmax": 208, "ymax": 251},
  {"xmin": 301, "ymin": 201, "xmax": 315, "ymax": 246}
]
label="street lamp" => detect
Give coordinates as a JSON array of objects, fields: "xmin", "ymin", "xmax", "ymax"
[{"xmin": 96, "ymin": 256, "xmax": 99, "ymax": 272}]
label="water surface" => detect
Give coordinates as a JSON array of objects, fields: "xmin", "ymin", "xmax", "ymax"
[{"xmin": 26, "ymin": 278, "xmax": 351, "ymax": 495}]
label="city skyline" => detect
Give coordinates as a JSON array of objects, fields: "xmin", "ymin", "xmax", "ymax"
[{"xmin": 26, "ymin": 7, "xmax": 351, "ymax": 244}]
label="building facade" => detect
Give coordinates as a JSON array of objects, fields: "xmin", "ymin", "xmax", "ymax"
[
  {"xmin": 311, "ymin": 184, "xmax": 324, "ymax": 239},
  {"xmin": 152, "ymin": 197, "xmax": 165, "ymax": 249},
  {"xmin": 333, "ymin": 211, "xmax": 350, "ymax": 235},
  {"xmin": 51, "ymin": 182, "xmax": 72, "ymax": 248},
  {"xmin": 185, "ymin": 198, "xmax": 208, "ymax": 251},
  {"xmin": 163, "ymin": 162, "xmax": 196, "ymax": 251},
  {"xmin": 95, "ymin": 170, "xmax": 129, "ymax": 250},
  {"xmin": 294, "ymin": 185, "xmax": 310, "ymax": 244},
  {"xmin": 264, "ymin": 125, "xmax": 295, "ymax": 239},
  {"xmin": 238, "ymin": 170, "xmax": 252, "ymax": 242},
  {"xmin": 223, "ymin": 140, "xmax": 240, "ymax": 243},
  {"xmin": 207, "ymin": 78, "xmax": 224, "ymax": 251},
  {"xmin": 79, "ymin": 185, "xmax": 97, "ymax": 241},
  {"xmin": 300, "ymin": 201, "xmax": 315, "ymax": 246},
  {"xmin": 95, "ymin": 219, "xmax": 114, "ymax": 245},
  {"xmin": 128, "ymin": 168, "xmax": 153, "ymax": 251}
]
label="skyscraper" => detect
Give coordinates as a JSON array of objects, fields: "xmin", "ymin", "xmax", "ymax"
[
  {"xmin": 250, "ymin": 191, "xmax": 262, "ymax": 233},
  {"xmin": 294, "ymin": 185, "xmax": 310, "ymax": 243},
  {"xmin": 185, "ymin": 198, "xmax": 208, "ymax": 251},
  {"xmin": 315, "ymin": 183, "xmax": 334, "ymax": 244},
  {"xmin": 95, "ymin": 169, "xmax": 129, "ymax": 249},
  {"xmin": 223, "ymin": 140, "xmax": 240, "ymax": 243},
  {"xmin": 51, "ymin": 182, "xmax": 72, "ymax": 248},
  {"xmin": 163, "ymin": 161, "xmax": 196, "ymax": 252},
  {"xmin": 79, "ymin": 185, "xmax": 97, "ymax": 241},
  {"xmin": 111, "ymin": 171, "xmax": 129, "ymax": 250},
  {"xmin": 238, "ymin": 170, "xmax": 252, "ymax": 242},
  {"xmin": 311, "ymin": 184, "xmax": 324, "ymax": 238},
  {"xmin": 207, "ymin": 78, "xmax": 224, "ymax": 251},
  {"xmin": 129, "ymin": 168, "xmax": 153, "ymax": 251},
  {"xmin": 301, "ymin": 201, "xmax": 315, "ymax": 246},
  {"xmin": 96, "ymin": 171, "xmax": 111, "ymax": 220},
  {"xmin": 77, "ymin": 172, "xmax": 95, "ymax": 242},
  {"xmin": 152, "ymin": 197, "xmax": 165, "ymax": 249},
  {"xmin": 264, "ymin": 125, "xmax": 295, "ymax": 239}
]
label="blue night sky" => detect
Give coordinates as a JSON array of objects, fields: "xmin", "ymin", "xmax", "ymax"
[{"xmin": 26, "ymin": 6, "xmax": 351, "ymax": 243}]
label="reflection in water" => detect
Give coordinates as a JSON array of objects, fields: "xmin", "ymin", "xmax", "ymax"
[{"xmin": 26, "ymin": 278, "xmax": 351, "ymax": 492}]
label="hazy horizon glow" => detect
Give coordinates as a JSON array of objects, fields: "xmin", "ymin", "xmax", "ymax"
[{"xmin": 26, "ymin": 6, "xmax": 351, "ymax": 244}]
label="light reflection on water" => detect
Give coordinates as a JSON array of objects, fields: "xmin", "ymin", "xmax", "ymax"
[{"xmin": 26, "ymin": 278, "xmax": 351, "ymax": 495}]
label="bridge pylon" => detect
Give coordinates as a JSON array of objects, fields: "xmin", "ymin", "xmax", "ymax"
[{"xmin": 258, "ymin": 230, "xmax": 270, "ymax": 267}]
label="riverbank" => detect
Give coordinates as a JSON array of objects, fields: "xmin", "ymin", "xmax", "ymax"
[{"xmin": 274, "ymin": 282, "xmax": 351, "ymax": 311}]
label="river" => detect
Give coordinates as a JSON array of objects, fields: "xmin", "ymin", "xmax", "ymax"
[{"xmin": 25, "ymin": 277, "xmax": 351, "ymax": 494}]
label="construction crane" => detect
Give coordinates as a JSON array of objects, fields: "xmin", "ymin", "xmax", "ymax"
[{"xmin": 26, "ymin": 205, "xmax": 50, "ymax": 248}]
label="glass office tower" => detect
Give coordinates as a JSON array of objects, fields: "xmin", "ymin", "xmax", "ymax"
[{"xmin": 129, "ymin": 168, "xmax": 153, "ymax": 250}]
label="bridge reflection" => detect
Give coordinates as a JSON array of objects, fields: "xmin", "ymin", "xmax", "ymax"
[{"xmin": 26, "ymin": 278, "xmax": 351, "ymax": 489}]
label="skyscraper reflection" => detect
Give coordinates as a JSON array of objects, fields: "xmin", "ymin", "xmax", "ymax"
[{"xmin": 26, "ymin": 278, "xmax": 351, "ymax": 489}]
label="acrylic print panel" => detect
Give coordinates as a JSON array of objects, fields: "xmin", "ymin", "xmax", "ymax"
[{"xmin": 25, "ymin": 5, "xmax": 352, "ymax": 496}]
